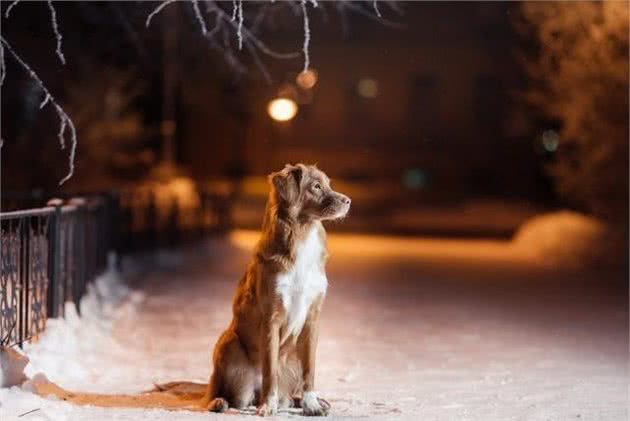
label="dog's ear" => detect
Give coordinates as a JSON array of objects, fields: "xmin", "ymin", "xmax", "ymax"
[{"xmin": 269, "ymin": 165, "xmax": 303, "ymax": 202}]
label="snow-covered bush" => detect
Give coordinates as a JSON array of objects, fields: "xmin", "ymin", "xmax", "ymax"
[{"xmin": 513, "ymin": 211, "xmax": 626, "ymax": 269}]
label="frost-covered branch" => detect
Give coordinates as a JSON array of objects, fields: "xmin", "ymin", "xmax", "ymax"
[
  {"xmin": 0, "ymin": 40, "xmax": 5, "ymax": 87},
  {"xmin": 145, "ymin": 0, "xmax": 177, "ymax": 28},
  {"xmin": 373, "ymin": 0, "xmax": 382, "ymax": 18},
  {"xmin": 0, "ymin": 36, "xmax": 77, "ymax": 185},
  {"xmin": 191, "ymin": 0, "xmax": 208, "ymax": 35},
  {"xmin": 237, "ymin": 0, "xmax": 244, "ymax": 50},
  {"xmin": 47, "ymin": 0, "xmax": 65, "ymax": 65},
  {"xmin": 231, "ymin": 0, "xmax": 237, "ymax": 21},
  {"xmin": 4, "ymin": 0, "xmax": 20, "ymax": 18},
  {"xmin": 145, "ymin": 0, "xmax": 392, "ymax": 77},
  {"xmin": 301, "ymin": 0, "xmax": 312, "ymax": 73},
  {"xmin": 40, "ymin": 93, "xmax": 50, "ymax": 109},
  {"xmin": 206, "ymin": 1, "xmax": 299, "ymax": 59}
]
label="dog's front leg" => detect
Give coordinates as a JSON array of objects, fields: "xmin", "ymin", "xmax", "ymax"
[
  {"xmin": 298, "ymin": 297, "xmax": 330, "ymax": 417},
  {"xmin": 257, "ymin": 316, "xmax": 280, "ymax": 416}
]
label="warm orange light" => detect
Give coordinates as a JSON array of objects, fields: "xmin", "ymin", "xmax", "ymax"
[
  {"xmin": 357, "ymin": 78, "xmax": 378, "ymax": 98},
  {"xmin": 296, "ymin": 69, "xmax": 318, "ymax": 90},
  {"xmin": 267, "ymin": 98, "xmax": 298, "ymax": 122}
]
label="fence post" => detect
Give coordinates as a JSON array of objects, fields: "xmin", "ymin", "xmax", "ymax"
[
  {"xmin": 46, "ymin": 199, "xmax": 63, "ymax": 318},
  {"xmin": 19, "ymin": 217, "xmax": 29, "ymax": 346},
  {"xmin": 68, "ymin": 198, "xmax": 86, "ymax": 315}
]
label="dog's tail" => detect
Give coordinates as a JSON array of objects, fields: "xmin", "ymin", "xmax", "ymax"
[{"xmin": 26, "ymin": 376, "xmax": 209, "ymax": 412}]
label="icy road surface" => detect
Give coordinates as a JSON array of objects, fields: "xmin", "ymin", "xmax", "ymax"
[{"xmin": 1, "ymin": 231, "xmax": 627, "ymax": 420}]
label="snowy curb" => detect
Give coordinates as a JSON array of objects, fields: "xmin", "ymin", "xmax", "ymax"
[{"xmin": 1, "ymin": 256, "xmax": 143, "ymax": 393}]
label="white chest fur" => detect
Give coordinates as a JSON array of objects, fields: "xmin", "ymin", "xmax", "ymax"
[{"xmin": 276, "ymin": 226, "xmax": 328, "ymax": 342}]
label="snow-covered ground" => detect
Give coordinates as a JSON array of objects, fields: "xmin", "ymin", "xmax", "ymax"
[{"xmin": 1, "ymin": 231, "xmax": 628, "ymax": 420}]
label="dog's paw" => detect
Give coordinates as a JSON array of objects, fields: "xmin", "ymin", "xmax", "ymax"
[
  {"xmin": 302, "ymin": 392, "xmax": 330, "ymax": 417},
  {"xmin": 257, "ymin": 395, "xmax": 278, "ymax": 417},
  {"xmin": 207, "ymin": 397, "xmax": 229, "ymax": 412}
]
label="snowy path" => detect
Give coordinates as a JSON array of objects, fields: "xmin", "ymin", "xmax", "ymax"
[{"xmin": 2, "ymin": 231, "xmax": 628, "ymax": 420}]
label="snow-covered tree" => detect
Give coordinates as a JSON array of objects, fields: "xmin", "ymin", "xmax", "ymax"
[{"xmin": 519, "ymin": 1, "xmax": 629, "ymax": 222}]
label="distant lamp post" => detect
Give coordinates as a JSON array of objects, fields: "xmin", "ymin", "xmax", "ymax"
[
  {"xmin": 267, "ymin": 98, "xmax": 298, "ymax": 122},
  {"xmin": 296, "ymin": 69, "xmax": 318, "ymax": 90}
]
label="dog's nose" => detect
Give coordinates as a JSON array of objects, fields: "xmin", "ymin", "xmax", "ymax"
[{"xmin": 342, "ymin": 196, "xmax": 351, "ymax": 205}]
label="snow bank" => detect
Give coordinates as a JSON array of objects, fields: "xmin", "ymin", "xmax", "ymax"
[
  {"xmin": 512, "ymin": 210, "xmax": 623, "ymax": 269},
  {"xmin": 0, "ymin": 347, "xmax": 28, "ymax": 388},
  {"xmin": 21, "ymin": 262, "xmax": 144, "ymax": 389},
  {"xmin": 0, "ymin": 255, "xmax": 147, "ymax": 420}
]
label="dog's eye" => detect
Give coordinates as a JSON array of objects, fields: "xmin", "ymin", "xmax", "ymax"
[{"xmin": 313, "ymin": 183, "xmax": 321, "ymax": 191}]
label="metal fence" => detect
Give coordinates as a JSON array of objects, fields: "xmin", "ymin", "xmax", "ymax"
[
  {"xmin": 0, "ymin": 197, "xmax": 111, "ymax": 347},
  {"xmin": 0, "ymin": 188, "xmax": 230, "ymax": 347}
]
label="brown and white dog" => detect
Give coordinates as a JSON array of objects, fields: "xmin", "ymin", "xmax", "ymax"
[
  {"xmin": 199, "ymin": 164, "xmax": 350, "ymax": 415},
  {"xmin": 202, "ymin": 163, "xmax": 351, "ymax": 416}
]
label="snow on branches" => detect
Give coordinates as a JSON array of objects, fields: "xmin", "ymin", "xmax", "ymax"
[
  {"xmin": 301, "ymin": 0, "xmax": 315, "ymax": 73},
  {"xmin": 0, "ymin": 37, "xmax": 77, "ymax": 185},
  {"xmin": 145, "ymin": 0, "xmax": 387, "ymax": 76},
  {"xmin": 4, "ymin": 0, "xmax": 20, "ymax": 19},
  {"xmin": 47, "ymin": 0, "xmax": 65, "ymax": 65},
  {"xmin": 1, "ymin": 1, "xmax": 76, "ymax": 184}
]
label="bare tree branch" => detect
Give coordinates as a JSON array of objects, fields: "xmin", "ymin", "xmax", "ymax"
[
  {"xmin": 204, "ymin": 2, "xmax": 300, "ymax": 60},
  {"xmin": 146, "ymin": 0, "xmax": 177, "ymax": 28},
  {"xmin": 47, "ymin": 0, "xmax": 66, "ymax": 65},
  {"xmin": 231, "ymin": 0, "xmax": 237, "ymax": 21},
  {"xmin": 192, "ymin": 0, "xmax": 208, "ymax": 35},
  {"xmin": 237, "ymin": 0, "xmax": 244, "ymax": 50},
  {"xmin": 0, "ymin": 41, "xmax": 6, "ymax": 87},
  {"xmin": 39, "ymin": 94, "xmax": 50, "ymax": 109},
  {"xmin": 0, "ymin": 36, "xmax": 77, "ymax": 185},
  {"xmin": 373, "ymin": 0, "xmax": 382, "ymax": 18},
  {"xmin": 4, "ymin": 0, "xmax": 20, "ymax": 18},
  {"xmin": 301, "ymin": 0, "xmax": 312, "ymax": 73}
]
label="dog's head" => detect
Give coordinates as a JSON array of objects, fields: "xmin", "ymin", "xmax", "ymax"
[{"xmin": 269, "ymin": 164, "xmax": 351, "ymax": 221}]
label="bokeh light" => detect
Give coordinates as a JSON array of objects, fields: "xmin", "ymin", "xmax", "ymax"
[
  {"xmin": 296, "ymin": 69, "xmax": 318, "ymax": 90},
  {"xmin": 542, "ymin": 130, "xmax": 559, "ymax": 152},
  {"xmin": 267, "ymin": 98, "xmax": 298, "ymax": 122},
  {"xmin": 403, "ymin": 168, "xmax": 427, "ymax": 190},
  {"xmin": 357, "ymin": 78, "xmax": 379, "ymax": 98}
]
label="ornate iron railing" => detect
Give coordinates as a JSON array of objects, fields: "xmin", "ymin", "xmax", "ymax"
[
  {"xmin": 0, "ymin": 187, "xmax": 229, "ymax": 347},
  {"xmin": 0, "ymin": 197, "xmax": 112, "ymax": 347}
]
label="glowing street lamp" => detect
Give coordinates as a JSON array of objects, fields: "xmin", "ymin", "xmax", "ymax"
[{"xmin": 267, "ymin": 98, "xmax": 298, "ymax": 122}]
